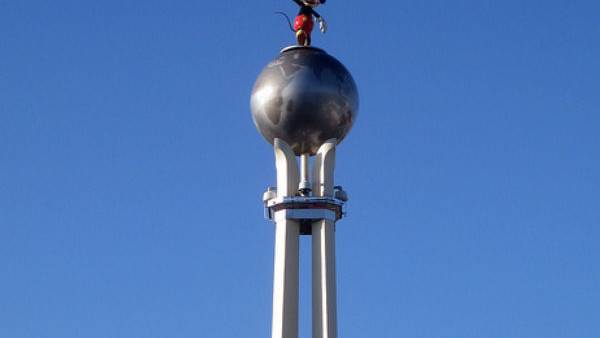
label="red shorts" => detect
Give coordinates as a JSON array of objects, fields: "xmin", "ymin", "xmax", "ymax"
[{"xmin": 294, "ymin": 14, "xmax": 314, "ymax": 35}]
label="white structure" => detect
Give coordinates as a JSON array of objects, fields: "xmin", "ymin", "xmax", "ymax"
[
  {"xmin": 251, "ymin": 46, "xmax": 357, "ymax": 338},
  {"xmin": 264, "ymin": 138, "xmax": 346, "ymax": 338}
]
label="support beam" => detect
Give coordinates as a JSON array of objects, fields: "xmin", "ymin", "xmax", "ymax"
[
  {"xmin": 272, "ymin": 218, "xmax": 299, "ymax": 338},
  {"xmin": 274, "ymin": 138, "xmax": 300, "ymax": 198},
  {"xmin": 271, "ymin": 139, "xmax": 300, "ymax": 338},
  {"xmin": 311, "ymin": 139, "xmax": 338, "ymax": 338}
]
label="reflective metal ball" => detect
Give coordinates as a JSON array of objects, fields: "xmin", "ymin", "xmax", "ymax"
[{"xmin": 251, "ymin": 46, "xmax": 359, "ymax": 155}]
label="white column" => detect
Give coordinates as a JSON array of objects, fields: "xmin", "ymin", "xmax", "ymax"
[
  {"xmin": 271, "ymin": 139, "xmax": 300, "ymax": 338},
  {"xmin": 311, "ymin": 139, "xmax": 338, "ymax": 338},
  {"xmin": 272, "ymin": 218, "xmax": 299, "ymax": 338}
]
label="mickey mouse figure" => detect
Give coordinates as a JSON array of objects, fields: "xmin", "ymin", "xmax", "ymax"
[{"xmin": 292, "ymin": 0, "xmax": 327, "ymax": 46}]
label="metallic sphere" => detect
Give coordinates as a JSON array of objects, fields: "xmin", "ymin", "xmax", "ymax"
[{"xmin": 251, "ymin": 46, "xmax": 359, "ymax": 155}]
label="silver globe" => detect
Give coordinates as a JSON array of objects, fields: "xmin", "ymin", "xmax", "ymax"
[{"xmin": 251, "ymin": 46, "xmax": 359, "ymax": 155}]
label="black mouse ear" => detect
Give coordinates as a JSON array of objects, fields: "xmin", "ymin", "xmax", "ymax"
[{"xmin": 320, "ymin": 0, "xmax": 326, "ymax": 4}]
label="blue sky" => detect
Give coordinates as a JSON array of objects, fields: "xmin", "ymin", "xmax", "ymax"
[{"xmin": 1, "ymin": 1, "xmax": 598, "ymax": 337}]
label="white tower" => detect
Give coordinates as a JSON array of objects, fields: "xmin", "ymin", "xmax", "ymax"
[{"xmin": 251, "ymin": 46, "xmax": 358, "ymax": 338}]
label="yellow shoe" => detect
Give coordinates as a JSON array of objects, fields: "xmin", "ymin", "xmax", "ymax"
[{"xmin": 296, "ymin": 30, "xmax": 309, "ymax": 46}]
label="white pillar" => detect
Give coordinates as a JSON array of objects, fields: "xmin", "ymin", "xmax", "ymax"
[
  {"xmin": 272, "ymin": 218, "xmax": 299, "ymax": 338},
  {"xmin": 271, "ymin": 139, "xmax": 300, "ymax": 338},
  {"xmin": 311, "ymin": 139, "xmax": 338, "ymax": 338}
]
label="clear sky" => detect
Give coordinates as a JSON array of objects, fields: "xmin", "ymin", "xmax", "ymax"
[{"xmin": 1, "ymin": 1, "xmax": 598, "ymax": 337}]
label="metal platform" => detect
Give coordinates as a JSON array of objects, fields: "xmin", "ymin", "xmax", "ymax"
[{"xmin": 265, "ymin": 196, "xmax": 345, "ymax": 235}]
